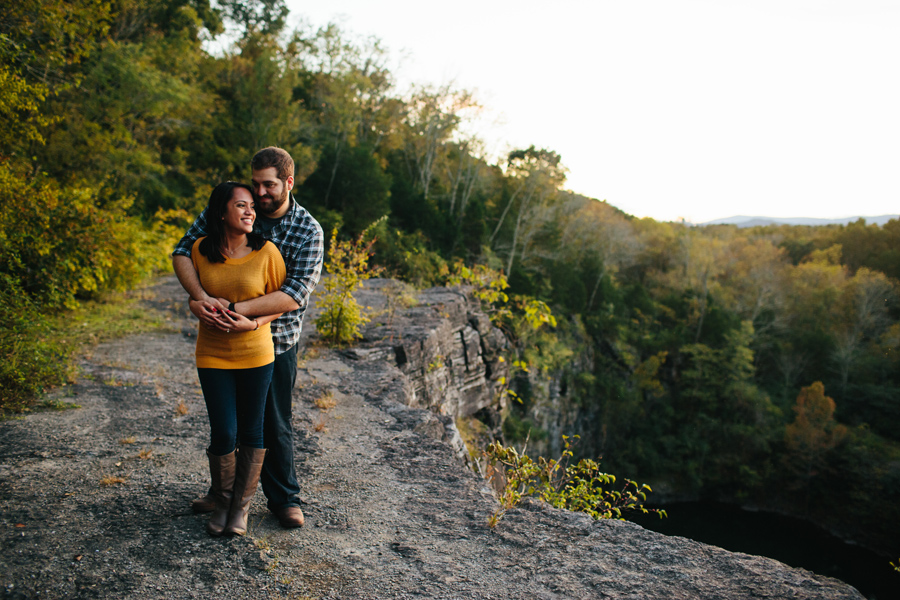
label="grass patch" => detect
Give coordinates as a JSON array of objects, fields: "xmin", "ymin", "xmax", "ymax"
[
  {"xmin": 36, "ymin": 398, "xmax": 82, "ymax": 412},
  {"xmin": 254, "ymin": 537, "xmax": 271, "ymax": 552},
  {"xmin": 0, "ymin": 282, "xmax": 171, "ymax": 416},
  {"xmin": 46, "ymin": 287, "xmax": 172, "ymax": 347}
]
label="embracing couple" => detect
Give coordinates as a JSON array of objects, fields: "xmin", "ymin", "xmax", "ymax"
[{"xmin": 172, "ymin": 147, "xmax": 323, "ymax": 537}]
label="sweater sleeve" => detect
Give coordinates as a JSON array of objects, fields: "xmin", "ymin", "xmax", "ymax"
[
  {"xmin": 265, "ymin": 242, "xmax": 287, "ymax": 294},
  {"xmin": 190, "ymin": 238, "xmax": 204, "ymax": 273}
]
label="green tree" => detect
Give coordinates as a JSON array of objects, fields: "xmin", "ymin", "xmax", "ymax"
[
  {"xmin": 675, "ymin": 321, "xmax": 775, "ymax": 491},
  {"xmin": 0, "ymin": 0, "xmax": 111, "ymax": 158},
  {"xmin": 292, "ymin": 23, "xmax": 398, "ymax": 208},
  {"xmin": 205, "ymin": 30, "xmax": 316, "ymax": 183},
  {"xmin": 218, "ymin": 0, "xmax": 287, "ymax": 35},
  {"xmin": 491, "ymin": 146, "xmax": 567, "ymax": 276},
  {"xmin": 400, "ymin": 84, "xmax": 478, "ymax": 202},
  {"xmin": 556, "ymin": 195, "xmax": 638, "ymax": 313},
  {"xmin": 831, "ymin": 267, "xmax": 896, "ymax": 392}
]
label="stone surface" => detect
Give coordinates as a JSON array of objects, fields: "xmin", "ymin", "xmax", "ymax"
[
  {"xmin": 0, "ymin": 276, "xmax": 864, "ymax": 599},
  {"xmin": 351, "ymin": 279, "xmax": 509, "ymax": 420}
]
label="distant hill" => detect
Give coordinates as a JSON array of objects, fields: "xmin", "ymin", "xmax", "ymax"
[{"xmin": 696, "ymin": 215, "xmax": 899, "ymax": 228}]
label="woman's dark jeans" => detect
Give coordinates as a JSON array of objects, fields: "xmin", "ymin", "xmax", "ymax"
[{"xmin": 197, "ymin": 363, "xmax": 274, "ymax": 455}]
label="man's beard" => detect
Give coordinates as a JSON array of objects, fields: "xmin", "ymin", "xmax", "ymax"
[{"xmin": 257, "ymin": 187, "xmax": 289, "ymax": 216}]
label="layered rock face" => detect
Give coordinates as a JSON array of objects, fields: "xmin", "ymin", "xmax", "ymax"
[{"xmin": 347, "ymin": 280, "xmax": 509, "ymax": 419}]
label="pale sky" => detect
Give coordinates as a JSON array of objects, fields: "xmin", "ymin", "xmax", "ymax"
[{"xmin": 291, "ymin": 0, "xmax": 900, "ymax": 223}]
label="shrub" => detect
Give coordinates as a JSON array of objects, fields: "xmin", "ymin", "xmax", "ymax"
[
  {"xmin": 0, "ymin": 162, "xmax": 176, "ymax": 309},
  {"xmin": 0, "ymin": 276, "xmax": 71, "ymax": 413},
  {"xmin": 446, "ymin": 261, "xmax": 510, "ymax": 322},
  {"xmin": 314, "ymin": 224, "xmax": 384, "ymax": 346},
  {"xmin": 483, "ymin": 435, "xmax": 665, "ymax": 525}
]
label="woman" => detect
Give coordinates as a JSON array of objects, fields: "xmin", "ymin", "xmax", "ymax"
[{"xmin": 191, "ymin": 181, "xmax": 285, "ymax": 536}]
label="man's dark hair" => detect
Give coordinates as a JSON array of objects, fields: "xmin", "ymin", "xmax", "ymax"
[
  {"xmin": 251, "ymin": 146, "xmax": 294, "ymax": 182},
  {"xmin": 198, "ymin": 181, "xmax": 266, "ymax": 263}
]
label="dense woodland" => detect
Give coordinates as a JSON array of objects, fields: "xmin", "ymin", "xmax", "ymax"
[{"xmin": 2, "ymin": 0, "xmax": 898, "ymax": 556}]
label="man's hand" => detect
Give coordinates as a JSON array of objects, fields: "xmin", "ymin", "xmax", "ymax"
[
  {"xmin": 213, "ymin": 309, "xmax": 259, "ymax": 333},
  {"xmin": 189, "ymin": 297, "xmax": 229, "ymax": 329}
]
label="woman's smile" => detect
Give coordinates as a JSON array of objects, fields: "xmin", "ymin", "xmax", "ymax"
[{"xmin": 223, "ymin": 188, "xmax": 256, "ymax": 234}]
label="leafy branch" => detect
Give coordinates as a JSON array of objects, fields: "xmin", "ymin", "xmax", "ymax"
[
  {"xmin": 483, "ymin": 435, "xmax": 665, "ymax": 526},
  {"xmin": 314, "ymin": 220, "xmax": 384, "ymax": 346}
]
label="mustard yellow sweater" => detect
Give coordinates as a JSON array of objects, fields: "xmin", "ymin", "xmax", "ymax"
[{"xmin": 191, "ymin": 238, "xmax": 286, "ymax": 369}]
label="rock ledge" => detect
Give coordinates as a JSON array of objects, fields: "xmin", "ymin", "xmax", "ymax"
[{"xmin": 0, "ymin": 276, "xmax": 863, "ymax": 599}]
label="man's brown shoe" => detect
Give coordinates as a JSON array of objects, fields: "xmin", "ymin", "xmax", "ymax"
[{"xmin": 275, "ymin": 506, "xmax": 304, "ymax": 528}]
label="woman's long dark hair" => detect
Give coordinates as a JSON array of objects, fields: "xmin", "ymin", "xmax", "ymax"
[{"xmin": 198, "ymin": 181, "xmax": 266, "ymax": 263}]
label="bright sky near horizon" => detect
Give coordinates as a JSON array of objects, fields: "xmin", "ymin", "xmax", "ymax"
[{"xmin": 291, "ymin": 0, "xmax": 900, "ymax": 223}]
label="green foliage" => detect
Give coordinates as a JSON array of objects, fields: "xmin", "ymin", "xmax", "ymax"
[
  {"xmin": 0, "ymin": 277, "xmax": 70, "ymax": 413},
  {"xmin": 0, "ymin": 158, "xmax": 175, "ymax": 411},
  {"xmin": 314, "ymin": 225, "xmax": 383, "ymax": 345},
  {"xmin": 0, "ymin": 282, "xmax": 170, "ymax": 414},
  {"xmin": 447, "ymin": 261, "xmax": 571, "ymax": 408},
  {"xmin": 300, "ymin": 144, "xmax": 392, "ymax": 236},
  {"xmin": 835, "ymin": 218, "xmax": 900, "ymax": 280},
  {"xmin": 484, "ymin": 435, "xmax": 665, "ymax": 525},
  {"xmin": 447, "ymin": 262, "xmax": 557, "ymax": 338},
  {"xmin": 0, "ymin": 163, "xmax": 175, "ymax": 308},
  {"xmin": 370, "ymin": 227, "xmax": 448, "ymax": 288},
  {"xmin": 0, "ymin": 0, "xmax": 111, "ymax": 85},
  {"xmin": 0, "ymin": 64, "xmax": 51, "ymax": 147},
  {"xmin": 501, "ymin": 410, "xmax": 546, "ymax": 443},
  {"xmin": 220, "ymin": 0, "xmax": 288, "ymax": 34},
  {"xmin": 447, "ymin": 261, "xmax": 510, "ymax": 320}
]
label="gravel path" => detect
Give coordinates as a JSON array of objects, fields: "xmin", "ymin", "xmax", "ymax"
[{"xmin": 0, "ymin": 276, "xmax": 864, "ymax": 599}]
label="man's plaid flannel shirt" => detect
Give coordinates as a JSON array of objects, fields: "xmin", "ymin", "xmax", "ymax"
[{"xmin": 172, "ymin": 196, "xmax": 324, "ymax": 355}]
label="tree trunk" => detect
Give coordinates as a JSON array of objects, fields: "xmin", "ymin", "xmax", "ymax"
[{"xmin": 323, "ymin": 136, "xmax": 344, "ymax": 208}]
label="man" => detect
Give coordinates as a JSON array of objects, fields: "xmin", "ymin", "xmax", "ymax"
[{"xmin": 172, "ymin": 146, "xmax": 323, "ymax": 528}]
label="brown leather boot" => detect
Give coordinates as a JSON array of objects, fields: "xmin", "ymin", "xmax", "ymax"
[
  {"xmin": 225, "ymin": 447, "xmax": 267, "ymax": 536},
  {"xmin": 205, "ymin": 449, "xmax": 236, "ymax": 536},
  {"xmin": 192, "ymin": 492, "xmax": 215, "ymax": 513}
]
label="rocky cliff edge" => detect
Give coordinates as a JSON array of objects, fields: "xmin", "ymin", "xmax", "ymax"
[{"xmin": 0, "ymin": 276, "xmax": 863, "ymax": 599}]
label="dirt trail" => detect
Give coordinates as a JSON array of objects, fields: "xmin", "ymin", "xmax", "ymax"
[{"xmin": 0, "ymin": 276, "xmax": 864, "ymax": 600}]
